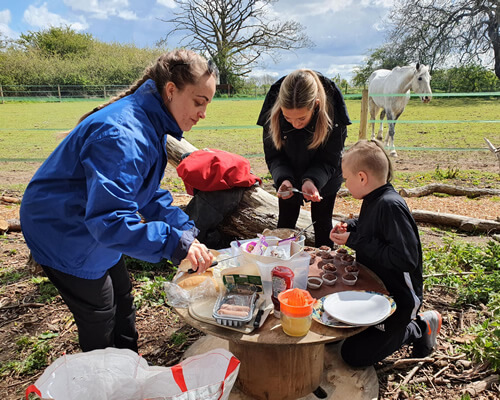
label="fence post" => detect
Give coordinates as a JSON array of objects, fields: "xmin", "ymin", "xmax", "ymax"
[
  {"xmin": 57, "ymin": 85, "xmax": 62, "ymax": 102},
  {"xmin": 0, "ymin": 85, "xmax": 3, "ymax": 104},
  {"xmin": 358, "ymin": 89, "xmax": 368, "ymax": 139},
  {"xmin": 103, "ymin": 85, "xmax": 107, "ymax": 98}
]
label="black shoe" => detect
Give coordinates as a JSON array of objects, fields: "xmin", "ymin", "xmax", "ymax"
[{"xmin": 412, "ymin": 310, "xmax": 442, "ymax": 358}]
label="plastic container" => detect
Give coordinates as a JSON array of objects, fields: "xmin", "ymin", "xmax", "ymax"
[
  {"xmin": 278, "ymin": 288, "xmax": 315, "ymax": 337},
  {"xmin": 212, "ymin": 291, "xmax": 257, "ymax": 327},
  {"xmin": 271, "ymin": 266, "xmax": 294, "ymax": 318}
]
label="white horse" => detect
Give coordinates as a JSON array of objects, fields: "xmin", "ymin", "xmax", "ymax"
[{"xmin": 368, "ymin": 63, "xmax": 432, "ymax": 156}]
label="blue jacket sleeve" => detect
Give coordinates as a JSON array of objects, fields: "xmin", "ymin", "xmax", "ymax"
[{"xmin": 80, "ymin": 132, "xmax": 195, "ymax": 265}]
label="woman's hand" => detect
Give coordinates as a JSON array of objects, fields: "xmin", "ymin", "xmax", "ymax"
[
  {"xmin": 186, "ymin": 240, "xmax": 214, "ymax": 273},
  {"xmin": 277, "ymin": 180, "xmax": 294, "ymax": 199},
  {"xmin": 302, "ymin": 179, "xmax": 322, "ymax": 202}
]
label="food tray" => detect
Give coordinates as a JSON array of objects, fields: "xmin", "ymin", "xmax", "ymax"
[{"xmin": 212, "ymin": 291, "xmax": 257, "ymax": 327}]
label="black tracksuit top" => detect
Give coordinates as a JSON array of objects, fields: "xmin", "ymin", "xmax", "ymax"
[{"xmin": 346, "ymin": 183, "xmax": 423, "ymax": 317}]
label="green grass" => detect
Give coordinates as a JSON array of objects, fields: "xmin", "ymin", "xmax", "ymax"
[{"xmin": 0, "ymin": 97, "xmax": 498, "ymax": 192}]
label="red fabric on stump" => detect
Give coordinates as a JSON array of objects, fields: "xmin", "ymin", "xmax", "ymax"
[{"xmin": 176, "ymin": 149, "xmax": 262, "ymax": 195}]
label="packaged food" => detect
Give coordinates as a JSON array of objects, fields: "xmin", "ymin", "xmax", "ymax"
[{"xmin": 212, "ymin": 291, "xmax": 257, "ymax": 327}]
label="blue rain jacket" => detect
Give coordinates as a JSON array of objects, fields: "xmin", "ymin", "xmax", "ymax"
[{"xmin": 20, "ymin": 79, "xmax": 198, "ymax": 279}]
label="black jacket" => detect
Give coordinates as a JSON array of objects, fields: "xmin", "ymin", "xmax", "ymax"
[
  {"xmin": 257, "ymin": 72, "xmax": 351, "ymax": 197},
  {"xmin": 346, "ymin": 183, "xmax": 423, "ymax": 317}
]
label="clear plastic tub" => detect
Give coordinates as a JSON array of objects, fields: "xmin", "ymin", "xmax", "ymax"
[{"xmin": 212, "ymin": 291, "xmax": 257, "ymax": 327}]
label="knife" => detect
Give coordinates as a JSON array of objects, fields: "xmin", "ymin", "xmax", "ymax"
[{"xmin": 182, "ymin": 254, "xmax": 242, "ymax": 274}]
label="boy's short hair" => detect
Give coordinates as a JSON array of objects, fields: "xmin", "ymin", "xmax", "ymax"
[{"xmin": 342, "ymin": 140, "xmax": 393, "ymax": 182}]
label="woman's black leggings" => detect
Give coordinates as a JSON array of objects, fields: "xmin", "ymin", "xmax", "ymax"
[
  {"xmin": 277, "ymin": 193, "xmax": 336, "ymax": 247},
  {"xmin": 41, "ymin": 258, "xmax": 138, "ymax": 353}
]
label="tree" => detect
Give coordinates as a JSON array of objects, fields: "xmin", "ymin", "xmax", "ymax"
[
  {"xmin": 17, "ymin": 26, "xmax": 94, "ymax": 58},
  {"xmin": 351, "ymin": 45, "xmax": 409, "ymax": 87},
  {"xmin": 388, "ymin": 0, "xmax": 500, "ymax": 79},
  {"xmin": 159, "ymin": 0, "xmax": 314, "ymax": 85}
]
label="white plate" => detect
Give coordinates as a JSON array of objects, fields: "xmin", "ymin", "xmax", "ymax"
[{"xmin": 323, "ymin": 291, "xmax": 392, "ymax": 326}]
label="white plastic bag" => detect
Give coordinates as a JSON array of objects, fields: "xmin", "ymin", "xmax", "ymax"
[{"xmin": 26, "ymin": 347, "xmax": 240, "ymax": 400}]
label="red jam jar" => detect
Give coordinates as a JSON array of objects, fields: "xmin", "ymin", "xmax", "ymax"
[{"xmin": 271, "ymin": 266, "xmax": 294, "ymax": 318}]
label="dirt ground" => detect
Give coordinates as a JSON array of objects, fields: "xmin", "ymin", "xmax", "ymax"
[{"xmin": 1, "ymin": 150, "xmax": 499, "ymax": 399}]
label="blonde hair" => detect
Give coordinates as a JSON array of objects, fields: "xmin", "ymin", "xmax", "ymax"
[
  {"xmin": 343, "ymin": 140, "xmax": 393, "ymax": 182},
  {"xmin": 74, "ymin": 49, "xmax": 217, "ymax": 125},
  {"xmin": 269, "ymin": 69, "xmax": 332, "ymax": 150}
]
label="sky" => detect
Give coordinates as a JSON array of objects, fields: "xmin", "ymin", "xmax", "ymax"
[{"xmin": 0, "ymin": 0, "xmax": 395, "ymax": 82}]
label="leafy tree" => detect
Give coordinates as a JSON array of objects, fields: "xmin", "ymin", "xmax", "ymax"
[
  {"xmin": 17, "ymin": 26, "xmax": 94, "ymax": 58},
  {"xmin": 158, "ymin": 0, "xmax": 314, "ymax": 86},
  {"xmin": 351, "ymin": 45, "xmax": 409, "ymax": 87},
  {"xmin": 388, "ymin": 0, "xmax": 500, "ymax": 79},
  {"xmin": 431, "ymin": 64, "xmax": 500, "ymax": 92}
]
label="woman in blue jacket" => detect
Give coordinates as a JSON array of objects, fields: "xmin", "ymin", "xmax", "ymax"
[
  {"xmin": 20, "ymin": 49, "xmax": 217, "ymax": 352},
  {"xmin": 257, "ymin": 69, "xmax": 351, "ymax": 247}
]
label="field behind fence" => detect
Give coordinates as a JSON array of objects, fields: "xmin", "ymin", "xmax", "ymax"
[{"xmin": 0, "ymin": 94, "xmax": 499, "ymax": 171}]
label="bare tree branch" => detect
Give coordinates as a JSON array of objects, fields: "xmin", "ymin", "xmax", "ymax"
[
  {"xmin": 389, "ymin": 0, "xmax": 499, "ymax": 78},
  {"xmin": 157, "ymin": 0, "xmax": 314, "ymax": 84}
]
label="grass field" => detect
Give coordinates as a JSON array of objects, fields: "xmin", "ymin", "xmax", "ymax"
[{"xmin": 0, "ymin": 97, "xmax": 499, "ymax": 192}]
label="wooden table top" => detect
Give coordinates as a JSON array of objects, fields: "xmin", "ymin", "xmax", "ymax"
[{"xmin": 175, "ymin": 249, "xmax": 389, "ymax": 347}]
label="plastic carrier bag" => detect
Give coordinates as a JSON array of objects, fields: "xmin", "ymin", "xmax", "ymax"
[{"xmin": 25, "ymin": 347, "xmax": 240, "ymax": 400}]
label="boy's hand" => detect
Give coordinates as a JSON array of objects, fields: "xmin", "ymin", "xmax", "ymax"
[
  {"xmin": 331, "ymin": 222, "xmax": 347, "ymax": 234},
  {"xmin": 330, "ymin": 227, "xmax": 350, "ymax": 246}
]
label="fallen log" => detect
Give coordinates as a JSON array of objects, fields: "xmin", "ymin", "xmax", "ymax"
[
  {"xmin": 335, "ymin": 210, "xmax": 500, "ymax": 234},
  {"xmin": 0, "ymin": 195, "xmax": 21, "ymax": 204},
  {"xmin": 399, "ymin": 183, "xmax": 500, "ymax": 198},
  {"xmin": 166, "ymin": 137, "xmax": 316, "ymax": 244},
  {"xmin": 0, "ymin": 219, "xmax": 21, "ymax": 233},
  {"xmin": 411, "ymin": 209, "xmax": 500, "ymax": 233}
]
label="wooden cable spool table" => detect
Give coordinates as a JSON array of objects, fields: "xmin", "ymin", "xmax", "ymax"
[{"xmin": 174, "ymin": 253, "xmax": 389, "ymax": 400}]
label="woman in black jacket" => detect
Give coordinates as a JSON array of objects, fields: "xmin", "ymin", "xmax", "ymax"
[{"xmin": 257, "ymin": 69, "xmax": 351, "ymax": 247}]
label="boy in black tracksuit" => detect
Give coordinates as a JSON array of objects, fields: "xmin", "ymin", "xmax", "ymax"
[{"xmin": 330, "ymin": 140, "xmax": 441, "ymax": 367}]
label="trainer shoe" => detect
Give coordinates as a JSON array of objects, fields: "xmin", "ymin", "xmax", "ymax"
[{"xmin": 411, "ymin": 310, "xmax": 442, "ymax": 358}]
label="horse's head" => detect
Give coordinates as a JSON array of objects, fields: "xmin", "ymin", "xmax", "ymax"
[{"xmin": 412, "ymin": 63, "xmax": 432, "ymax": 103}]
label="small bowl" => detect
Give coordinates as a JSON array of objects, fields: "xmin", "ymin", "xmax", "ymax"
[
  {"xmin": 303, "ymin": 246, "xmax": 316, "ymax": 253},
  {"xmin": 322, "ymin": 273, "xmax": 337, "ymax": 286},
  {"xmin": 342, "ymin": 273, "xmax": 357, "ymax": 286},
  {"xmin": 322, "ymin": 263, "xmax": 337, "ymax": 274},
  {"xmin": 318, "ymin": 245, "xmax": 331, "ymax": 252},
  {"xmin": 336, "ymin": 248, "xmax": 348, "ymax": 255},
  {"xmin": 307, "ymin": 276, "xmax": 323, "ymax": 289},
  {"xmin": 344, "ymin": 265, "xmax": 359, "ymax": 277}
]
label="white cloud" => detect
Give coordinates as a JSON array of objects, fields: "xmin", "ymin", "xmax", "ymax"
[
  {"xmin": 0, "ymin": 9, "xmax": 11, "ymax": 25},
  {"xmin": 0, "ymin": 9, "xmax": 18, "ymax": 39},
  {"xmin": 157, "ymin": 0, "xmax": 177, "ymax": 8},
  {"xmin": 23, "ymin": 3, "xmax": 88, "ymax": 31},
  {"xmin": 63, "ymin": 0, "xmax": 137, "ymax": 20}
]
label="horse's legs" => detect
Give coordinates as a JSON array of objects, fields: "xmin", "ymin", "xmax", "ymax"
[
  {"xmin": 385, "ymin": 111, "xmax": 398, "ymax": 157},
  {"xmin": 377, "ymin": 109, "xmax": 385, "ymax": 140},
  {"xmin": 368, "ymin": 97, "xmax": 378, "ymax": 140}
]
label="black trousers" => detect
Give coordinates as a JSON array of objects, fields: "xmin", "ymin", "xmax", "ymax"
[
  {"xmin": 339, "ymin": 309, "xmax": 424, "ymax": 367},
  {"xmin": 277, "ymin": 193, "xmax": 336, "ymax": 247},
  {"xmin": 42, "ymin": 258, "xmax": 138, "ymax": 353}
]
